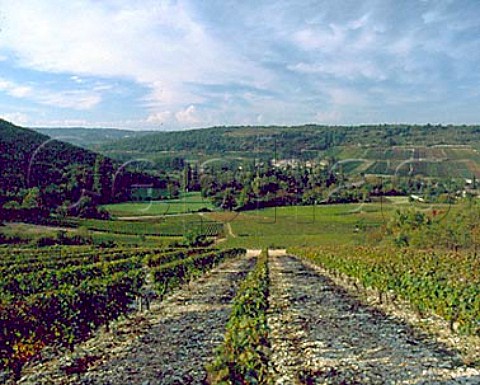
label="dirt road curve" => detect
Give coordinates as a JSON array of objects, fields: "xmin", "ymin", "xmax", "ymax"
[{"xmin": 268, "ymin": 254, "xmax": 480, "ymax": 385}]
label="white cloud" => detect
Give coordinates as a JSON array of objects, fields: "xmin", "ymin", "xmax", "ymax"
[
  {"xmin": 289, "ymin": 60, "xmax": 385, "ymax": 81},
  {"xmin": 388, "ymin": 36, "xmax": 415, "ymax": 57},
  {"xmin": 39, "ymin": 90, "xmax": 101, "ymax": 110},
  {"xmin": 0, "ymin": 1, "xmax": 267, "ymax": 116},
  {"xmin": 70, "ymin": 76, "xmax": 84, "ymax": 84},
  {"xmin": 0, "ymin": 77, "xmax": 101, "ymax": 110},
  {"xmin": 422, "ymin": 10, "xmax": 444, "ymax": 25},
  {"xmin": 348, "ymin": 13, "xmax": 371, "ymax": 30},
  {"xmin": 2, "ymin": 112, "xmax": 30, "ymax": 125},
  {"xmin": 92, "ymin": 84, "xmax": 114, "ymax": 92},
  {"xmin": 0, "ymin": 78, "xmax": 30, "ymax": 97},
  {"xmin": 289, "ymin": 12, "xmax": 390, "ymax": 83},
  {"xmin": 147, "ymin": 110, "xmax": 172, "ymax": 125},
  {"xmin": 9, "ymin": 85, "xmax": 33, "ymax": 98},
  {"xmin": 175, "ymin": 105, "xmax": 200, "ymax": 125},
  {"xmin": 294, "ymin": 25, "xmax": 346, "ymax": 53},
  {"xmin": 293, "ymin": 13, "xmax": 378, "ymax": 54}
]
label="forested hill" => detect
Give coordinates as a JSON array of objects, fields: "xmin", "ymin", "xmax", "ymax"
[
  {"xmin": 34, "ymin": 127, "xmax": 155, "ymax": 150},
  {"xmin": 100, "ymin": 124, "xmax": 480, "ymax": 159},
  {"xmin": 0, "ymin": 119, "xmax": 166, "ymax": 220},
  {"xmin": 0, "ymin": 119, "xmax": 95, "ymax": 194}
]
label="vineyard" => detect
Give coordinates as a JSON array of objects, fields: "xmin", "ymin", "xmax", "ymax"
[
  {"xmin": 333, "ymin": 144, "xmax": 480, "ymax": 178},
  {"xmin": 207, "ymin": 250, "xmax": 270, "ymax": 383},
  {"xmin": 289, "ymin": 245, "xmax": 480, "ymax": 336},
  {"xmin": 0, "ymin": 245, "xmax": 243, "ymax": 379},
  {"xmin": 4, "ymin": 1, "xmax": 480, "ymax": 381},
  {"xmin": 79, "ymin": 216, "xmax": 225, "ymax": 237},
  {"xmin": 364, "ymin": 159, "xmax": 474, "ymax": 178},
  {"xmin": 2, "ymin": 246, "xmax": 480, "ymax": 384}
]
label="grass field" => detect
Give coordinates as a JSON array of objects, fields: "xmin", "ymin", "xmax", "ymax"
[
  {"xmin": 209, "ymin": 201, "xmax": 454, "ymax": 249},
  {"xmin": 99, "ymin": 199, "xmax": 453, "ymax": 249},
  {"xmin": 210, "ymin": 203, "xmax": 388, "ymax": 249},
  {"xmin": 2, "ymin": 199, "xmax": 455, "ymax": 250},
  {"xmin": 102, "ymin": 192, "xmax": 215, "ymax": 217}
]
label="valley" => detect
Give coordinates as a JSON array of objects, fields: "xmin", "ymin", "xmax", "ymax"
[{"xmin": 1, "ymin": 120, "xmax": 480, "ymax": 384}]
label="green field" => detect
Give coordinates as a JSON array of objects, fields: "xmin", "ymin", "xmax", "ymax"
[
  {"xmin": 86, "ymin": 200, "xmax": 456, "ymax": 249},
  {"xmin": 3, "ymin": 199, "xmax": 454, "ymax": 250},
  {"xmin": 364, "ymin": 159, "xmax": 475, "ymax": 178},
  {"xmin": 102, "ymin": 192, "xmax": 215, "ymax": 217},
  {"xmin": 211, "ymin": 203, "xmax": 392, "ymax": 249},
  {"xmin": 209, "ymin": 201, "xmax": 455, "ymax": 249}
]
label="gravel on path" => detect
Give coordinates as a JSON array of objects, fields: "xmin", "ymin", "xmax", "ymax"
[{"xmin": 267, "ymin": 254, "xmax": 480, "ymax": 385}]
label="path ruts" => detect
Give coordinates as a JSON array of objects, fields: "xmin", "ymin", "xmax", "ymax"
[
  {"xmin": 268, "ymin": 254, "xmax": 480, "ymax": 385},
  {"xmin": 18, "ymin": 255, "xmax": 255, "ymax": 385}
]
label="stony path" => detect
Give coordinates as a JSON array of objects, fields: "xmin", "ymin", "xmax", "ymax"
[
  {"xmin": 18, "ymin": 256, "xmax": 255, "ymax": 385},
  {"xmin": 267, "ymin": 254, "xmax": 480, "ymax": 385}
]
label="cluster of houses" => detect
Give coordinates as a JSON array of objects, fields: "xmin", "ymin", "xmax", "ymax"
[{"xmin": 411, "ymin": 178, "xmax": 479, "ymax": 202}]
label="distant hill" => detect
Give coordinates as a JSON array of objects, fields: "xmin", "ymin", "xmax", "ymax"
[
  {"xmin": 33, "ymin": 127, "xmax": 155, "ymax": 149},
  {"xmin": 100, "ymin": 125, "xmax": 338, "ymax": 156},
  {"xmin": 0, "ymin": 119, "xmax": 167, "ymax": 220},
  {"xmin": 99, "ymin": 124, "xmax": 480, "ymax": 157},
  {"xmin": 98, "ymin": 124, "xmax": 480, "ymax": 178}
]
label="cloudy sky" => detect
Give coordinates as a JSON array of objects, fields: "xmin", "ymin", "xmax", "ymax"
[{"xmin": 1, "ymin": 0, "xmax": 480, "ymax": 130}]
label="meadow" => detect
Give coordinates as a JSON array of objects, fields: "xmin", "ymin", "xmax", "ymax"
[
  {"xmin": 102, "ymin": 192, "xmax": 214, "ymax": 217},
  {"xmin": 2, "ymin": 196, "xmax": 454, "ymax": 250},
  {"xmin": 210, "ymin": 198, "xmax": 459, "ymax": 249},
  {"xmin": 210, "ymin": 201, "xmax": 415, "ymax": 249}
]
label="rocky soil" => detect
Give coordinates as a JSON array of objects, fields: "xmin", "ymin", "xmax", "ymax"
[{"xmin": 267, "ymin": 254, "xmax": 480, "ymax": 385}]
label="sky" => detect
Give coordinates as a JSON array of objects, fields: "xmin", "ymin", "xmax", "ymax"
[{"xmin": 1, "ymin": 0, "xmax": 480, "ymax": 130}]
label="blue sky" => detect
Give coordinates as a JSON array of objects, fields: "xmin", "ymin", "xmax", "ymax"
[{"xmin": 1, "ymin": 0, "xmax": 480, "ymax": 130}]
